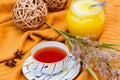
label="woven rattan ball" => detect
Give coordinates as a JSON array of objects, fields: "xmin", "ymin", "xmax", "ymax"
[
  {"xmin": 43, "ymin": 0, "xmax": 67, "ymax": 12},
  {"xmin": 13, "ymin": 0, "xmax": 47, "ymax": 31}
]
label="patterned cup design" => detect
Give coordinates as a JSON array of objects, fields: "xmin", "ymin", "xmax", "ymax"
[{"xmin": 29, "ymin": 41, "xmax": 71, "ymax": 75}]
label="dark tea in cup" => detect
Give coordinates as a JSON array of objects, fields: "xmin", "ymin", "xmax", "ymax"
[{"xmin": 33, "ymin": 47, "xmax": 67, "ymax": 63}]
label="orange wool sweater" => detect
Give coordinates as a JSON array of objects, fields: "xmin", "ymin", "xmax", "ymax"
[{"xmin": 0, "ymin": 0, "xmax": 120, "ymax": 80}]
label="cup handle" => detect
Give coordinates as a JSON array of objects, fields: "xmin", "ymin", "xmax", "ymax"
[{"xmin": 67, "ymin": 53, "xmax": 73, "ymax": 63}]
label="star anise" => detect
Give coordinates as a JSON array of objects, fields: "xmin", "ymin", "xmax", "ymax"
[
  {"xmin": 5, "ymin": 59, "xmax": 16, "ymax": 67},
  {"xmin": 14, "ymin": 49, "xmax": 24, "ymax": 59}
]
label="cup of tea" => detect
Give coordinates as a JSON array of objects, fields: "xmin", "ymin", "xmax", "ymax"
[{"xmin": 28, "ymin": 41, "xmax": 71, "ymax": 75}]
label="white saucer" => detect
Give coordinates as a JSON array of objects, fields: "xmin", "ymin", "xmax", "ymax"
[{"xmin": 22, "ymin": 55, "xmax": 81, "ymax": 80}]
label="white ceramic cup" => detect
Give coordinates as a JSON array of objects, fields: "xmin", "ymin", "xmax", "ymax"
[{"xmin": 28, "ymin": 41, "xmax": 71, "ymax": 75}]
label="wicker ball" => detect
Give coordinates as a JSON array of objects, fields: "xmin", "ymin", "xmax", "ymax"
[
  {"xmin": 43, "ymin": 0, "xmax": 67, "ymax": 12},
  {"xmin": 13, "ymin": 0, "xmax": 47, "ymax": 31}
]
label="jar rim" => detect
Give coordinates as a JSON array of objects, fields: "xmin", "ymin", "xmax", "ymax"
[{"xmin": 71, "ymin": 0, "xmax": 102, "ymax": 16}]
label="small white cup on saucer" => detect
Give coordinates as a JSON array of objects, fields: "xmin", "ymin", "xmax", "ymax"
[{"xmin": 28, "ymin": 41, "xmax": 71, "ymax": 75}]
